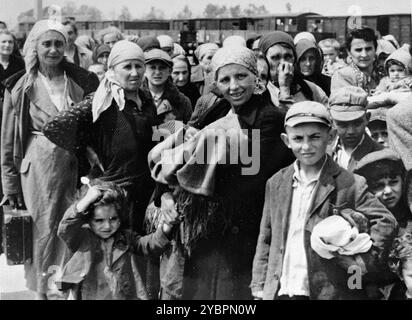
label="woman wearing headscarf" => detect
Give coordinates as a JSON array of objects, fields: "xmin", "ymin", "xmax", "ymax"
[
  {"xmin": 148, "ymin": 46, "xmax": 294, "ymax": 300},
  {"xmin": 98, "ymin": 26, "xmax": 123, "ymax": 49},
  {"xmin": 191, "ymin": 43, "xmax": 219, "ymax": 95},
  {"xmin": 295, "ymin": 39, "xmax": 331, "ymax": 96},
  {"xmin": 259, "ymin": 31, "xmax": 328, "ymax": 111},
  {"xmin": 43, "ymin": 40, "xmax": 158, "ymax": 234},
  {"xmin": 1, "ymin": 20, "xmax": 99, "ymax": 299},
  {"xmin": 171, "ymin": 54, "xmax": 200, "ymax": 109}
]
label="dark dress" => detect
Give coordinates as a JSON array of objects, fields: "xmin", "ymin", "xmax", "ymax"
[
  {"xmin": 43, "ymin": 89, "xmax": 158, "ymax": 232},
  {"xmin": 160, "ymin": 91, "xmax": 295, "ymax": 300},
  {"xmin": 177, "ymin": 82, "xmax": 200, "ymax": 110}
]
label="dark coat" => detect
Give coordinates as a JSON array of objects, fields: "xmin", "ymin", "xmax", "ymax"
[
  {"xmin": 331, "ymin": 134, "xmax": 384, "ymax": 172},
  {"xmin": 160, "ymin": 92, "xmax": 295, "ymax": 300},
  {"xmin": 57, "ymin": 204, "xmax": 170, "ymax": 300},
  {"xmin": 251, "ymin": 156, "xmax": 398, "ymax": 300}
]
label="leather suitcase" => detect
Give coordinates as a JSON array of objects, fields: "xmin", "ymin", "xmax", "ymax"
[{"xmin": 2, "ymin": 209, "xmax": 33, "ymax": 265}]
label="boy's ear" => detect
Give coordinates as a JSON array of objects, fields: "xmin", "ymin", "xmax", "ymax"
[
  {"xmin": 281, "ymin": 133, "xmax": 291, "ymax": 149},
  {"xmin": 328, "ymin": 127, "xmax": 337, "ymax": 144}
]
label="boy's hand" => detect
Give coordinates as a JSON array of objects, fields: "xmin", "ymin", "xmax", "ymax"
[{"xmin": 76, "ymin": 187, "xmax": 102, "ymax": 213}]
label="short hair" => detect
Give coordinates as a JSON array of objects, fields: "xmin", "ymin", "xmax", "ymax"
[
  {"xmin": 388, "ymin": 232, "xmax": 412, "ymax": 278},
  {"xmin": 318, "ymin": 38, "xmax": 340, "ymax": 51},
  {"xmin": 360, "ymin": 159, "xmax": 405, "ymax": 186},
  {"xmin": 80, "ymin": 179, "xmax": 129, "ymax": 228},
  {"xmin": 346, "ymin": 27, "xmax": 378, "ymax": 51},
  {"xmin": 62, "ymin": 21, "xmax": 78, "ymax": 35}
]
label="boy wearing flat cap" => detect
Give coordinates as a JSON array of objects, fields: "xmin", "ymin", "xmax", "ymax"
[
  {"xmin": 251, "ymin": 101, "xmax": 397, "ymax": 300},
  {"xmin": 367, "ymin": 108, "xmax": 389, "ymax": 148},
  {"xmin": 330, "ymin": 86, "xmax": 383, "ymax": 172}
]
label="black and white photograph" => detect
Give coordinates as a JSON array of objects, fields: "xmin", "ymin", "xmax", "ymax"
[{"xmin": 0, "ymin": 0, "xmax": 412, "ymax": 304}]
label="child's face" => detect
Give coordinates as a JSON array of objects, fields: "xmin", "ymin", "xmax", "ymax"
[
  {"xmin": 333, "ymin": 114, "xmax": 368, "ymax": 149},
  {"xmin": 401, "ymin": 259, "xmax": 412, "ymax": 297},
  {"xmin": 369, "ymin": 174, "xmax": 403, "ymax": 209},
  {"xmin": 321, "ymin": 46, "xmax": 338, "ymax": 63},
  {"xmin": 388, "ymin": 64, "xmax": 407, "ymax": 82},
  {"xmin": 368, "ymin": 121, "xmax": 389, "ymax": 148},
  {"xmin": 90, "ymin": 205, "xmax": 121, "ymax": 239},
  {"xmin": 282, "ymin": 123, "xmax": 334, "ymax": 169}
]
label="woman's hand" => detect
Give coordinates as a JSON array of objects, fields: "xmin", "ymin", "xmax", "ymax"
[
  {"xmin": 76, "ymin": 186, "xmax": 102, "ymax": 213},
  {"xmin": 6, "ymin": 193, "xmax": 25, "ymax": 210},
  {"xmin": 160, "ymin": 192, "xmax": 180, "ymax": 235},
  {"xmin": 277, "ymin": 61, "xmax": 294, "ymax": 97}
]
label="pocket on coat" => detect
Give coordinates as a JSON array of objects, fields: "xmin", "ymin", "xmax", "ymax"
[{"xmin": 19, "ymin": 158, "xmax": 31, "ymax": 174}]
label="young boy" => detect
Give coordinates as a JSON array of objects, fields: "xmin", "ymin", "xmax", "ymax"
[
  {"xmin": 354, "ymin": 149, "xmax": 412, "ymax": 232},
  {"xmin": 330, "ymin": 86, "xmax": 383, "ymax": 172},
  {"xmin": 251, "ymin": 101, "xmax": 397, "ymax": 300},
  {"xmin": 367, "ymin": 108, "xmax": 389, "ymax": 148},
  {"xmin": 57, "ymin": 180, "xmax": 180, "ymax": 300}
]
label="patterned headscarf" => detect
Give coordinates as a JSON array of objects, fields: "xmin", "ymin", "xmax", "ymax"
[
  {"xmin": 23, "ymin": 19, "xmax": 68, "ymax": 74},
  {"xmin": 211, "ymin": 46, "xmax": 258, "ymax": 80},
  {"xmin": 92, "ymin": 40, "xmax": 145, "ymax": 122}
]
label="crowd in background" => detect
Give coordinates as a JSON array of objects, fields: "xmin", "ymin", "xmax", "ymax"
[{"xmin": 1, "ymin": 18, "xmax": 412, "ymax": 300}]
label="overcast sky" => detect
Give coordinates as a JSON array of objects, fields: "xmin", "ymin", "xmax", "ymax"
[{"xmin": 1, "ymin": 0, "xmax": 411, "ymax": 29}]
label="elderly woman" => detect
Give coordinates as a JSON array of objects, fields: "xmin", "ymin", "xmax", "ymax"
[
  {"xmin": 171, "ymin": 54, "xmax": 200, "ymax": 109},
  {"xmin": 258, "ymin": 31, "xmax": 328, "ymax": 111},
  {"xmin": 43, "ymin": 40, "xmax": 158, "ymax": 234},
  {"xmin": 98, "ymin": 26, "xmax": 123, "ymax": 49},
  {"xmin": 331, "ymin": 27, "xmax": 379, "ymax": 95},
  {"xmin": 191, "ymin": 43, "xmax": 219, "ymax": 95},
  {"xmin": 295, "ymin": 39, "xmax": 331, "ymax": 96},
  {"xmin": 149, "ymin": 46, "xmax": 294, "ymax": 300},
  {"xmin": 1, "ymin": 20, "xmax": 98, "ymax": 299}
]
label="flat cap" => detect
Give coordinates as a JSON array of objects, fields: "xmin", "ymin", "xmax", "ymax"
[
  {"xmin": 285, "ymin": 101, "xmax": 331, "ymax": 127},
  {"xmin": 144, "ymin": 48, "xmax": 173, "ymax": 68},
  {"xmin": 329, "ymin": 86, "xmax": 368, "ymax": 121}
]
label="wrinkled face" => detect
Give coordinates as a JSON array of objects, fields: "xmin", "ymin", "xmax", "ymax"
[
  {"xmin": 368, "ymin": 121, "xmax": 389, "ymax": 148},
  {"xmin": 171, "ymin": 59, "xmax": 189, "ymax": 87},
  {"xmin": 388, "ymin": 64, "xmax": 407, "ymax": 82},
  {"xmin": 283, "ymin": 123, "xmax": 332, "ymax": 169},
  {"xmin": 257, "ymin": 58, "xmax": 269, "ymax": 87},
  {"xmin": 321, "ymin": 46, "xmax": 338, "ymax": 63},
  {"xmin": 200, "ymin": 51, "xmax": 215, "ymax": 74},
  {"xmin": 36, "ymin": 31, "xmax": 65, "ymax": 68},
  {"xmin": 369, "ymin": 174, "xmax": 403, "ymax": 209},
  {"xmin": 90, "ymin": 205, "xmax": 121, "ymax": 239},
  {"xmin": 333, "ymin": 114, "xmax": 368, "ymax": 149},
  {"xmin": 349, "ymin": 38, "xmax": 376, "ymax": 71},
  {"xmin": 145, "ymin": 61, "xmax": 171, "ymax": 87},
  {"xmin": 112, "ymin": 59, "xmax": 145, "ymax": 91},
  {"xmin": 0, "ymin": 33, "xmax": 14, "ymax": 56},
  {"xmin": 103, "ymin": 33, "xmax": 119, "ymax": 49},
  {"xmin": 402, "ymin": 259, "xmax": 412, "ymax": 297},
  {"xmin": 299, "ymin": 48, "xmax": 317, "ymax": 77},
  {"xmin": 266, "ymin": 44, "xmax": 295, "ymax": 82},
  {"xmin": 63, "ymin": 24, "xmax": 76, "ymax": 45},
  {"xmin": 97, "ymin": 52, "xmax": 110, "ymax": 70},
  {"xmin": 88, "ymin": 64, "xmax": 106, "ymax": 82},
  {"xmin": 216, "ymin": 64, "xmax": 256, "ymax": 108},
  {"xmin": 161, "ymin": 46, "xmax": 173, "ymax": 57}
]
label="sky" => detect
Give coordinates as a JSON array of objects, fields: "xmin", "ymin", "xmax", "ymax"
[{"xmin": 1, "ymin": 0, "xmax": 411, "ymax": 29}]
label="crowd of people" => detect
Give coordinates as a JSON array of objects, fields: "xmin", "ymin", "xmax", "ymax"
[{"xmin": 0, "ymin": 19, "xmax": 412, "ymax": 300}]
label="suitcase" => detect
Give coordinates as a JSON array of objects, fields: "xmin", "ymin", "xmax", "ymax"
[{"xmin": 2, "ymin": 209, "xmax": 33, "ymax": 265}]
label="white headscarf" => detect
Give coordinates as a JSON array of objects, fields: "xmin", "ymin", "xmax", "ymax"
[
  {"xmin": 222, "ymin": 35, "xmax": 246, "ymax": 48},
  {"xmin": 23, "ymin": 19, "xmax": 68, "ymax": 74},
  {"xmin": 157, "ymin": 35, "xmax": 174, "ymax": 48},
  {"xmin": 92, "ymin": 40, "xmax": 145, "ymax": 122}
]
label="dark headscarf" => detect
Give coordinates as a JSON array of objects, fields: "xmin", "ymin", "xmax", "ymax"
[
  {"xmin": 259, "ymin": 31, "xmax": 314, "ymax": 100},
  {"xmin": 136, "ymin": 36, "xmax": 161, "ymax": 52}
]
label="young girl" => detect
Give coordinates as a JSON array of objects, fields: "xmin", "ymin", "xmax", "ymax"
[{"xmin": 57, "ymin": 180, "xmax": 179, "ymax": 300}]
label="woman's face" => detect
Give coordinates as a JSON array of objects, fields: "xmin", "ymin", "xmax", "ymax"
[
  {"xmin": 349, "ymin": 38, "xmax": 376, "ymax": 72},
  {"xmin": 299, "ymin": 48, "xmax": 317, "ymax": 77},
  {"xmin": 90, "ymin": 205, "xmax": 121, "ymax": 239},
  {"xmin": 171, "ymin": 59, "xmax": 189, "ymax": 87},
  {"xmin": 36, "ymin": 31, "xmax": 66, "ymax": 68},
  {"xmin": 0, "ymin": 33, "xmax": 14, "ymax": 57},
  {"xmin": 257, "ymin": 58, "xmax": 269, "ymax": 87},
  {"xmin": 216, "ymin": 64, "xmax": 255, "ymax": 108},
  {"xmin": 112, "ymin": 59, "xmax": 145, "ymax": 92},
  {"xmin": 103, "ymin": 33, "xmax": 119, "ymax": 49},
  {"xmin": 97, "ymin": 52, "xmax": 110, "ymax": 70},
  {"xmin": 145, "ymin": 61, "xmax": 171, "ymax": 87},
  {"xmin": 200, "ymin": 51, "xmax": 215, "ymax": 74},
  {"xmin": 266, "ymin": 44, "xmax": 295, "ymax": 83}
]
